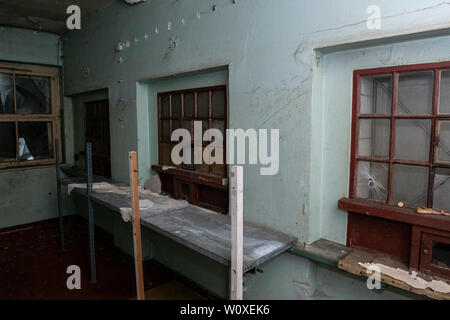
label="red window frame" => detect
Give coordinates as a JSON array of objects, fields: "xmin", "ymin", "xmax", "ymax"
[{"xmin": 350, "ymin": 61, "xmax": 450, "ymax": 209}]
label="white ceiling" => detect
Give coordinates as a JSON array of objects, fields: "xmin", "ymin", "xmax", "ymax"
[{"xmin": 0, "ymin": 0, "xmax": 116, "ymax": 35}]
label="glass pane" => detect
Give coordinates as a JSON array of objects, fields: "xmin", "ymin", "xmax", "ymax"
[
  {"xmin": 0, "ymin": 122, "xmax": 16, "ymax": 161},
  {"xmin": 183, "ymin": 120, "xmax": 191, "ymax": 133},
  {"xmin": 198, "ymin": 91, "xmax": 209, "ymax": 118},
  {"xmin": 184, "ymin": 93, "xmax": 195, "ymax": 118},
  {"xmin": 437, "ymin": 121, "xmax": 450, "ymax": 162},
  {"xmin": 0, "ymin": 73, "xmax": 14, "ymax": 114},
  {"xmin": 212, "ymin": 120, "xmax": 225, "ymax": 136},
  {"xmin": 395, "ymin": 119, "xmax": 431, "ymax": 162},
  {"xmin": 172, "ymin": 119, "xmax": 181, "ymax": 132},
  {"xmin": 433, "ymin": 168, "xmax": 450, "ymax": 212},
  {"xmin": 212, "ymin": 90, "xmax": 225, "ymax": 117},
  {"xmin": 15, "ymin": 75, "xmax": 51, "ymax": 114},
  {"xmin": 397, "ymin": 71, "xmax": 433, "ymax": 114},
  {"xmin": 356, "ymin": 161, "xmax": 389, "ymax": 201},
  {"xmin": 161, "ymin": 95, "xmax": 170, "ymax": 118},
  {"xmin": 17, "ymin": 122, "xmax": 53, "ymax": 160},
  {"xmin": 159, "ymin": 143, "xmax": 173, "ymax": 166},
  {"xmin": 202, "ymin": 120, "xmax": 209, "ymax": 134},
  {"xmin": 172, "ymin": 94, "xmax": 181, "ymax": 118},
  {"xmin": 432, "ymin": 241, "xmax": 450, "ymax": 269},
  {"xmin": 360, "ymin": 75, "xmax": 392, "ymax": 114},
  {"xmin": 161, "ymin": 120, "xmax": 170, "ymax": 142},
  {"xmin": 439, "ymin": 70, "xmax": 450, "ymax": 114},
  {"xmin": 359, "ymin": 119, "xmax": 390, "ymax": 158},
  {"xmin": 392, "ymin": 165, "xmax": 429, "ymax": 207}
]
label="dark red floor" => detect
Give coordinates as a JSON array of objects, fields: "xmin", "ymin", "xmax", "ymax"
[{"xmin": 0, "ymin": 215, "xmax": 207, "ymax": 300}]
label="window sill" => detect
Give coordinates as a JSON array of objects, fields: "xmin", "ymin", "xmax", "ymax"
[
  {"xmin": 338, "ymin": 198, "xmax": 450, "ymax": 233},
  {"xmin": 290, "ymin": 239, "xmax": 450, "ymax": 300},
  {"xmin": 152, "ymin": 165, "xmax": 228, "ymax": 190}
]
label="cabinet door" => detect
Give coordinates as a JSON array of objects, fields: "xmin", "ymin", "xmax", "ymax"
[{"xmin": 420, "ymin": 232, "xmax": 450, "ymax": 278}]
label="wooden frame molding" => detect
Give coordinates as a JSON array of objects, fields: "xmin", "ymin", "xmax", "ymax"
[{"xmin": 0, "ymin": 62, "xmax": 61, "ymax": 169}]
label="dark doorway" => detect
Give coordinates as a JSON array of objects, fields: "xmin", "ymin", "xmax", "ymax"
[{"xmin": 84, "ymin": 99, "xmax": 111, "ymax": 178}]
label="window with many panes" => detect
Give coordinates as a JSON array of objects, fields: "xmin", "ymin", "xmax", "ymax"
[
  {"xmin": 351, "ymin": 64, "xmax": 450, "ymax": 212},
  {"xmin": 157, "ymin": 85, "xmax": 227, "ymax": 177},
  {"xmin": 0, "ymin": 63, "xmax": 61, "ymax": 169}
]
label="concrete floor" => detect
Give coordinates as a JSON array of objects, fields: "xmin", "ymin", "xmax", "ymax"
[{"xmin": 0, "ymin": 216, "xmax": 211, "ymax": 300}]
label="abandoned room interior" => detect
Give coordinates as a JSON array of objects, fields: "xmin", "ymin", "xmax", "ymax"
[{"xmin": 1, "ymin": 0, "xmax": 450, "ymax": 302}]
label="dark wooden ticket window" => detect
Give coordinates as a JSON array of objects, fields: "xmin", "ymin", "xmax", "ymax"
[
  {"xmin": 339, "ymin": 61, "xmax": 450, "ymax": 279},
  {"xmin": 152, "ymin": 85, "xmax": 229, "ymax": 214}
]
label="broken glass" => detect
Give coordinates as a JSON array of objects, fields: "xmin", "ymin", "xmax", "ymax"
[
  {"xmin": 0, "ymin": 73, "xmax": 14, "ymax": 114},
  {"xmin": 360, "ymin": 75, "xmax": 392, "ymax": 114},
  {"xmin": 15, "ymin": 75, "xmax": 51, "ymax": 114},
  {"xmin": 356, "ymin": 161, "xmax": 389, "ymax": 201},
  {"xmin": 17, "ymin": 122, "xmax": 53, "ymax": 160}
]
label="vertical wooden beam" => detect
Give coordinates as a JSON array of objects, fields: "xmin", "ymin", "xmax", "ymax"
[
  {"xmin": 230, "ymin": 166, "xmax": 243, "ymax": 300},
  {"xmin": 129, "ymin": 152, "xmax": 145, "ymax": 300}
]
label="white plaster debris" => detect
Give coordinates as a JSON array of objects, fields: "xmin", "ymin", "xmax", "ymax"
[
  {"xmin": 119, "ymin": 199, "xmax": 154, "ymax": 222},
  {"xmin": 359, "ymin": 263, "xmax": 450, "ymax": 294},
  {"xmin": 67, "ymin": 182, "xmax": 116, "ymax": 196}
]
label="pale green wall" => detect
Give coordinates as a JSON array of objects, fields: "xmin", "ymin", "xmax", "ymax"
[
  {"xmin": 61, "ymin": 0, "xmax": 450, "ymax": 299},
  {"xmin": 0, "ymin": 26, "xmax": 75, "ymax": 229}
]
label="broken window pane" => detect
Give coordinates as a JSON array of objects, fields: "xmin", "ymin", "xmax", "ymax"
[
  {"xmin": 433, "ymin": 168, "xmax": 450, "ymax": 212},
  {"xmin": 359, "ymin": 119, "xmax": 390, "ymax": 158},
  {"xmin": 197, "ymin": 91, "xmax": 209, "ymax": 118},
  {"xmin": 184, "ymin": 93, "xmax": 195, "ymax": 118},
  {"xmin": 15, "ymin": 75, "xmax": 51, "ymax": 114},
  {"xmin": 17, "ymin": 122, "xmax": 53, "ymax": 160},
  {"xmin": 212, "ymin": 90, "xmax": 225, "ymax": 117},
  {"xmin": 161, "ymin": 95, "xmax": 170, "ymax": 117},
  {"xmin": 360, "ymin": 75, "xmax": 392, "ymax": 114},
  {"xmin": 172, "ymin": 94, "xmax": 182, "ymax": 118},
  {"xmin": 395, "ymin": 119, "xmax": 431, "ymax": 162},
  {"xmin": 0, "ymin": 73, "xmax": 14, "ymax": 114},
  {"xmin": 398, "ymin": 71, "xmax": 434, "ymax": 114},
  {"xmin": 392, "ymin": 165, "xmax": 429, "ymax": 207},
  {"xmin": 439, "ymin": 70, "xmax": 450, "ymax": 114},
  {"xmin": 437, "ymin": 121, "xmax": 450, "ymax": 162},
  {"xmin": 0, "ymin": 122, "xmax": 16, "ymax": 161},
  {"xmin": 432, "ymin": 241, "xmax": 450, "ymax": 270},
  {"xmin": 356, "ymin": 161, "xmax": 389, "ymax": 201}
]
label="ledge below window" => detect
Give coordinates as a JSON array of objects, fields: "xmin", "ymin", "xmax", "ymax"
[
  {"xmin": 152, "ymin": 165, "xmax": 228, "ymax": 190},
  {"xmin": 338, "ymin": 198, "xmax": 450, "ymax": 233}
]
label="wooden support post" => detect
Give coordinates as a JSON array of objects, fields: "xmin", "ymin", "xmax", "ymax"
[
  {"xmin": 129, "ymin": 152, "xmax": 145, "ymax": 300},
  {"xmin": 230, "ymin": 166, "xmax": 243, "ymax": 300}
]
